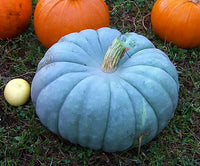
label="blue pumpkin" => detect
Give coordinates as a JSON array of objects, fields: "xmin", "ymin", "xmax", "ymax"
[{"xmin": 31, "ymin": 27, "xmax": 179, "ymax": 152}]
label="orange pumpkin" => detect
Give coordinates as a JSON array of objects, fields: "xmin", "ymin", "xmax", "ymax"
[
  {"xmin": 151, "ymin": 0, "xmax": 200, "ymax": 48},
  {"xmin": 34, "ymin": 0, "xmax": 110, "ymax": 48},
  {"xmin": 0, "ymin": 0, "xmax": 32, "ymax": 39}
]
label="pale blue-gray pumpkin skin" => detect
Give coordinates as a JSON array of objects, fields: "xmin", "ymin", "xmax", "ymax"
[{"xmin": 31, "ymin": 27, "xmax": 179, "ymax": 152}]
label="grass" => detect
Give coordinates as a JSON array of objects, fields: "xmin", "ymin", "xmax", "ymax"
[{"xmin": 0, "ymin": 0, "xmax": 200, "ymax": 165}]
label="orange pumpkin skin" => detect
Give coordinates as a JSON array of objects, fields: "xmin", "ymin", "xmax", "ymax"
[
  {"xmin": 151, "ymin": 0, "xmax": 200, "ymax": 48},
  {"xmin": 34, "ymin": 0, "xmax": 110, "ymax": 48},
  {"xmin": 0, "ymin": 0, "xmax": 32, "ymax": 39}
]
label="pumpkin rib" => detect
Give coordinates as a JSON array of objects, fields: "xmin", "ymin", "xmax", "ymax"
[
  {"xmin": 57, "ymin": 37, "xmax": 96, "ymax": 59},
  {"xmin": 73, "ymin": 0, "xmax": 107, "ymax": 30},
  {"xmin": 35, "ymin": 0, "xmax": 69, "ymax": 26},
  {"xmin": 118, "ymin": 76, "xmax": 160, "ymax": 135},
  {"xmin": 119, "ymin": 48, "xmax": 179, "ymax": 87},
  {"xmin": 121, "ymin": 68, "xmax": 176, "ymax": 110},
  {"xmin": 185, "ymin": 4, "xmax": 193, "ymax": 26},
  {"xmin": 59, "ymin": 39, "xmax": 101, "ymax": 65},
  {"xmin": 34, "ymin": 71, "xmax": 92, "ymax": 106},
  {"xmin": 87, "ymin": 0, "xmax": 109, "ymax": 26},
  {"xmin": 58, "ymin": 1, "xmax": 71, "ymax": 38},
  {"xmin": 76, "ymin": 75, "xmax": 96, "ymax": 145},
  {"xmin": 102, "ymin": 80, "xmax": 112, "ymax": 150},
  {"xmin": 37, "ymin": 55, "xmax": 91, "ymax": 71},
  {"xmin": 117, "ymin": 80, "xmax": 138, "ymax": 147},
  {"xmin": 43, "ymin": 0, "xmax": 62, "ymax": 15},
  {"xmin": 118, "ymin": 78, "xmax": 159, "ymax": 147},
  {"xmin": 120, "ymin": 48, "xmax": 169, "ymax": 62},
  {"xmin": 76, "ymin": 81, "xmax": 89, "ymax": 145},
  {"xmin": 113, "ymin": 81, "xmax": 136, "ymax": 150},
  {"xmin": 164, "ymin": 1, "xmax": 191, "ymax": 37},
  {"xmin": 118, "ymin": 35, "xmax": 155, "ymax": 66},
  {"xmin": 57, "ymin": 74, "xmax": 105, "ymax": 142},
  {"xmin": 37, "ymin": 40, "xmax": 100, "ymax": 70},
  {"xmin": 120, "ymin": 71, "xmax": 176, "ymax": 132},
  {"xmin": 118, "ymin": 47, "xmax": 155, "ymax": 66},
  {"xmin": 31, "ymin": 63, "xmax": 89, "ymax": 106},
  {"xmin": 97, "ymin": 34, "xmax": 104, "ymax": 57},
  {"xmin": 74, "ymin": 76, "xmax": 110, "ymax": 149},
  {"xmin": 119, "ymin": 62, "xmax": 178, "ymax": 90},
  {"xmin": 57, "ymin": 74, "xmax": 111, "ymax": 149},
  {"xmin": 39, "ymin": 61, "xmax": 88, "ymax": 71},
  {"xmin": 37, "ymin": 62, "xmax": 89, "ymax": 79},
  {"xmin": 35, "ymin": 72, "xmax": 92, "ymax": 134},
  {"xmin": 102, "ymin": 79, "xmax": 137, "ymax": 151},
  {"xmin": 78, "ymin": 31, "xmax": 104, "ymax": 62},
  {"xmin": 74, "ymin": 3, "xmax": 85, "ymax": 31},
  {"xmin": 57, "ymin": 76, "xmax": 93, "ymax": 137},
  {"xmin": 121, "ymin": 66, "xmax": 178, "ymax": 110},
  {"xmin": 39, "ymin": 0, "xmax": 60, "ymax": 11},
  {"xmin": 119, "ymin": 69, "xmax": 176, "ymax": 133},
  {"xmin": 96, "ymin": 27, "xmax": 122, "ymax": 55},
  {"xmin": 42, "ymin": 73, "xmax": 97, "ymax": 135},
  {"xmin": 79, "ymin": 31, "xmax": 104, "ymax": 61},
  {"xmin": 34, "ymin": 0, "xmax": 63, "ymax": 34},
  {"xmin": 121, "ymin": 64, "xmax": 179, "ymax": 94}
]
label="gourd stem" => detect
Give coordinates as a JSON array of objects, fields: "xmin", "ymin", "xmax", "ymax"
[
  {"xmin": 189, "ymin": 0, "xmax": 199, "ymax": 3},
  {"xmin": 101, "ymin": 37, "xmax": 125, "ymax": 73}
]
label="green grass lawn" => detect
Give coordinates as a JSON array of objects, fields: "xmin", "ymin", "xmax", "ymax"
[{"xmin": 0, "ymin": 0, "xmax": 199, "ymax": 165}]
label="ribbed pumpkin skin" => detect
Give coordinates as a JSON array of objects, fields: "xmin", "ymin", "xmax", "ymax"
[
  {"xmin": 31, "ymin": 27, "xmax": 179, "ymax": 152},
  {"xmin": 34, "ymin": 0, "xmax": 109, "ymax": 48},
  {"xmin": 151, "ymin": 0, "xmax": 200, "ymax": 48},
  {"xmin": 0, "ymin": 0, "xmax": 32, "ymax": 39}
]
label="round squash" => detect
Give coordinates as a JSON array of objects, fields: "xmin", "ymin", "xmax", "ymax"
[
  {"xmin": 0, "ymin": 0, "xmax": 32, "ymax": 39},
  {"xmin": 4, "ymin": 78, "xmax": 30, "ymax": 106},
  {"xmin": 34, "ymin": 0, "xmax": 109, "ymax": 48},
  {"xmin": 151, "ymin": 0, "xmax": 200, "ymax": 48},
  {"xmin": 31, "ymin": 27, "xmax": 179, "ymax": 152}
]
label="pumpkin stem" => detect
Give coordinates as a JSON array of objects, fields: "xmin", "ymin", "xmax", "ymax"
[
  {"xmin": 189, "ymin": 0, "xmax": 199, "ymax": 3},
  {"xmin": 101, "ymin": 37, "xmax": 128, "ymax": 73}
]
